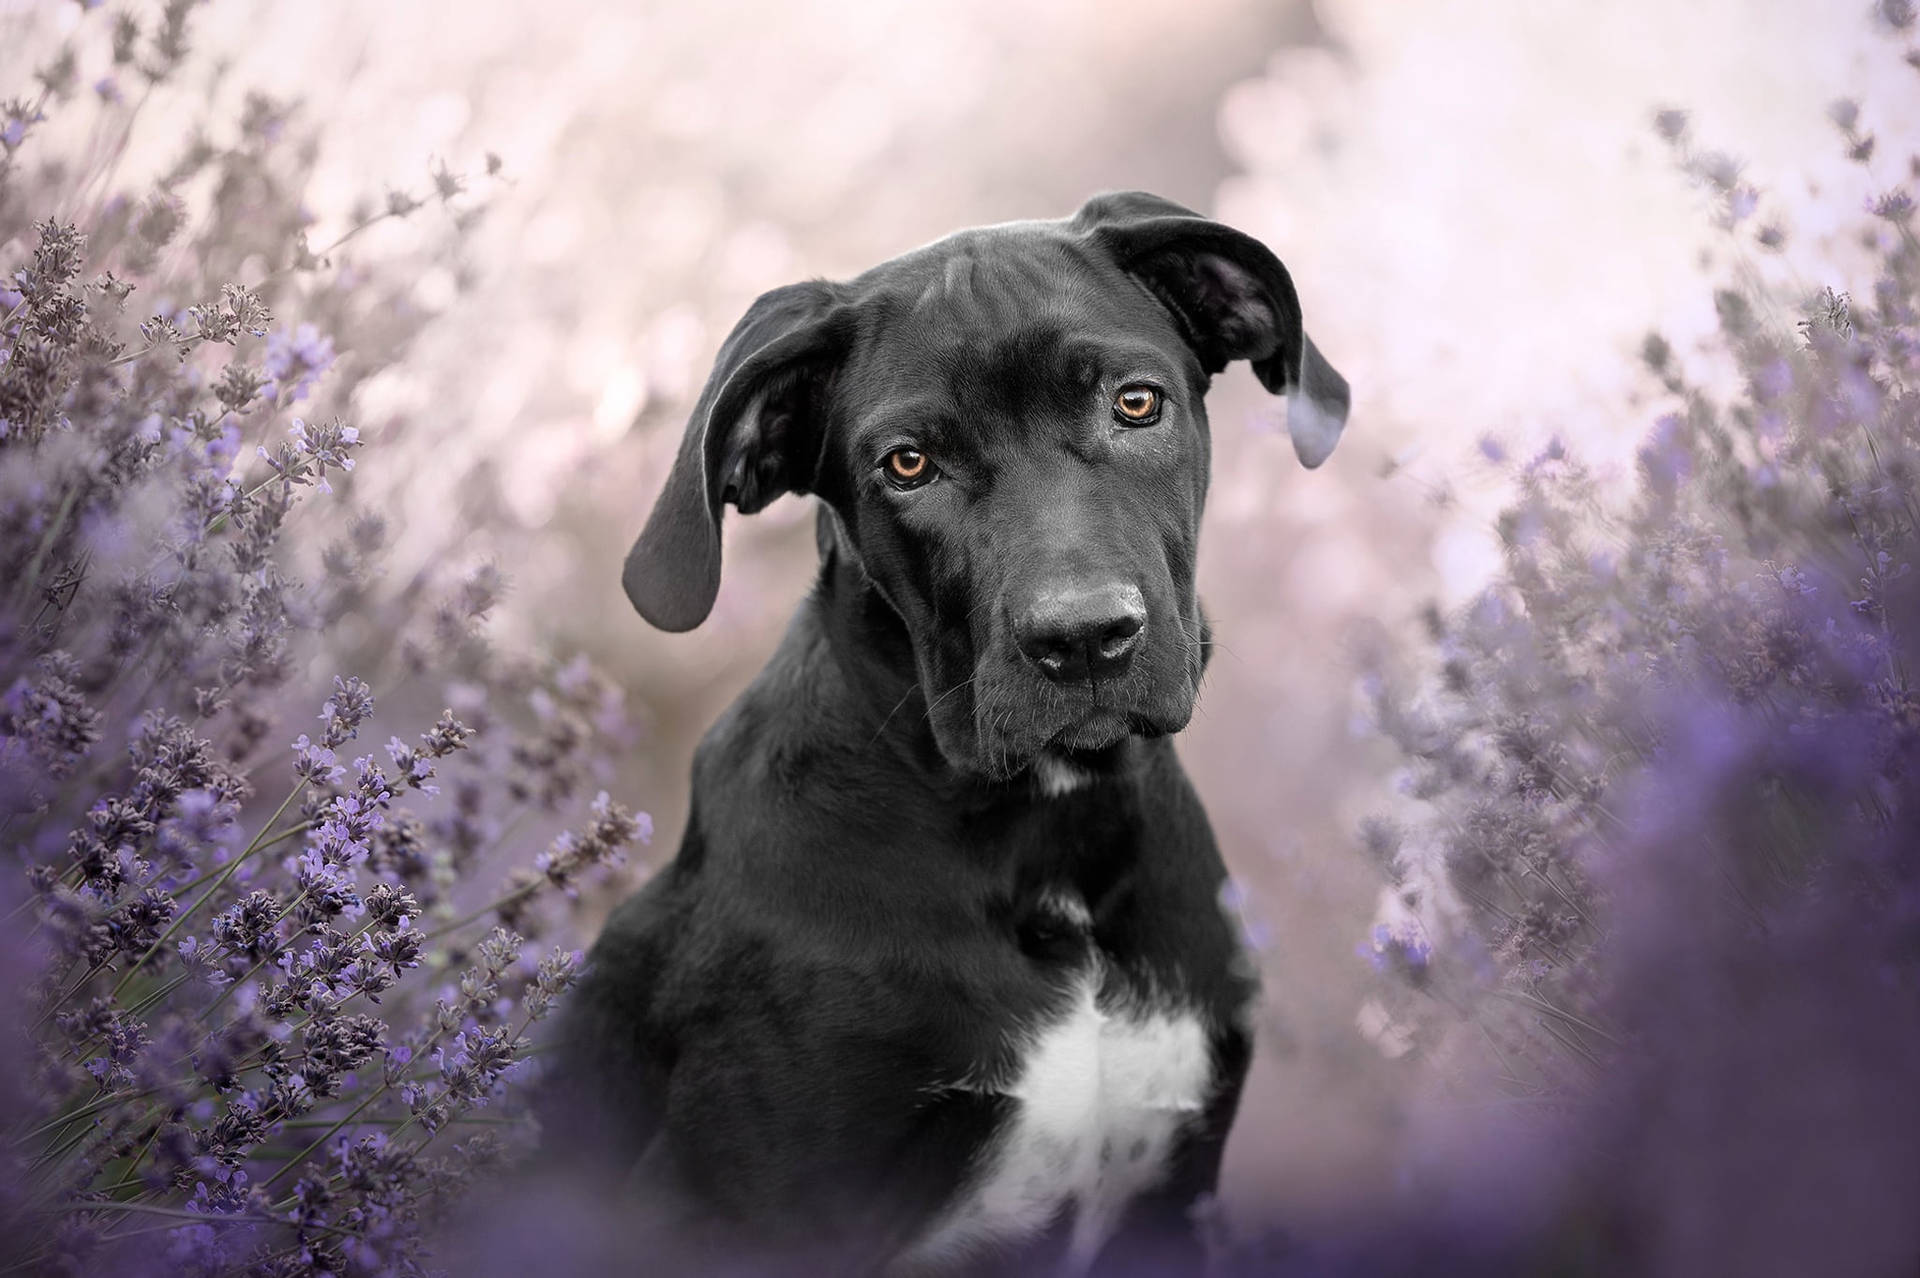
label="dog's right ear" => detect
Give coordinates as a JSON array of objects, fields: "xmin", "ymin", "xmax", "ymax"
[{"xmin": 622, "ymin": 282, "xmax": 846, "ymax": 632}]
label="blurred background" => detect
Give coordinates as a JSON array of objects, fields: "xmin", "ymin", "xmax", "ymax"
[{"xmin": 11, "ymin": 0, "xmax": 1915, "ymax": 1235}]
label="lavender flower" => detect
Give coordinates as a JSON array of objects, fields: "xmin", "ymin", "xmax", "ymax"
[
  {"xmin": 1340, "ymin": 28, "xmax": 1920, "ymax": 1274},
  {"xmin": 0, "ymin": 650, "xmax": 102, "ymax": 784},
  {"xmin": 258, "ymin": 323, "xmax": 335, "ymax": 405},
  {"xmin": 317, "ymin": 675, "xmax": 374, "ymax": 749},
  {"xmin": 0, "ymin": 18, "xmax": 643, "ymax": 1271},
  {"xmin": 256, "ymin": 417, "xmax": 360, "ymax": 496},
  {"xmin": 531, "ymin": 790, "xmax": 646, "ymax": 894}
]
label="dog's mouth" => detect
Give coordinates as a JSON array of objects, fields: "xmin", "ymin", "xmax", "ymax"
[
  {"xmin": 1046, "ymin": 708, "xmax": 1136, "ymax": 753},
  {"xmin": 971, "ymin": 698, "xmax": 1190, "ymax": 780},
  {"xmin": 951, "ymin": 700, "xmax": 1192, "ymax": 782}
]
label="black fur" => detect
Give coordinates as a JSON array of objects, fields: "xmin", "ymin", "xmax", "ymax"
[{"xmin": 551, "ymin": 192, "xmax": 1348, "ymax": 1275}]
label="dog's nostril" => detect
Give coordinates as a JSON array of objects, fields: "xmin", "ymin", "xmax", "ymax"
[
  {"xmin": 1020, "ymin": 634, "xmax": 1079, "ymax": 675},
  {"xmin": 1097, "ymin": 615, "xmax": 1144, "ymax": 660}
]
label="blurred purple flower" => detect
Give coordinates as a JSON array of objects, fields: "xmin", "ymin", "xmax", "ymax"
[{"xmin": 259, "ymin": 322, "xmax": 336, "ymax": 404}]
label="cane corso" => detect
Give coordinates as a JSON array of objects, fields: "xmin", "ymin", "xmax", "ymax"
[{"xmin": 554, "ymin": 191, "xmax": 1349, "ymax": 1276}]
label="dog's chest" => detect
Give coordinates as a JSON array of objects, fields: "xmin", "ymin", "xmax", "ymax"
[{"xmin": 899, "ymin": 901, "xmax": 1215, "ymax": 1273}]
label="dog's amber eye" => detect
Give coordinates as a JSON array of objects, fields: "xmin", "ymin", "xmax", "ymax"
[
  {"xmin": 1113, "ymin": 385, "xmax": 1161, "ymax": 423},
  {"xmin": 884, "ymin": 447, "xmax": 934, "ymax": 489}
]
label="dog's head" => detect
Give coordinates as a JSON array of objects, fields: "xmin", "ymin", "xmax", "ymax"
[{"xmin": 623, "ymin": 192, "xmax": 1348, "ymax": 781}]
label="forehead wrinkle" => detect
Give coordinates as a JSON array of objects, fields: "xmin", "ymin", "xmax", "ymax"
[
  {"xmin": 858, "ymin": 233, "xmax": 1178, "ymax": 444},
  {"xmin": 910, "ymin": 236, "xmax": 1090, "ymax": 327},
  {"xmin": 849, "ymin": 396, "xmax": 959, "ymax": 453},
  {"xmin": 1057, "ymin": 335, "xmax": 1183, "ymax": 382},
  {"xmin": 913, "ymin": 252, "xmax": 980, "ymax": 313},
  {"xmin": 914, "ymin": 322, "xmax": 1088, "ymax": 444}
]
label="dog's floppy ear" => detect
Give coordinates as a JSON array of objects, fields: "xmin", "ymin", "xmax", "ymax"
[
  {"xmin": 1075, "ymin": 191, "xmax": 1350, "ymax": 468},
  {"xmin": 622, "ymin": 281, "xmax": 846, "ymax": 631}
]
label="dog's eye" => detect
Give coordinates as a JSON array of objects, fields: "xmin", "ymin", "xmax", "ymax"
[
  {"xmin": 883, "ymin": 447, "xmax": 935, "ymax": 489},
  {"xmin": 1113, "ymin": 385, "xmax": 1161, "ymax": 424}
]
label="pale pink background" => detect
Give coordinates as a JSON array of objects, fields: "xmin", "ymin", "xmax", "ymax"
[{"xmin": 9, "ymin": 0, "xmax": 1914, "ymax": 1228}]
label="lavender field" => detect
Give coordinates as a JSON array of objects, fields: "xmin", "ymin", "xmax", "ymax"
[{"xmin": 3, "ymin": 0, "xmax": 1919, "ymax": 1274}]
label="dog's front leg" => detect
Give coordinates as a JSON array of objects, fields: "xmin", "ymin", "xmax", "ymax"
[{"xmin": 1086, "ymin": 1021, "xmax": 1252, "ymax": 1278}]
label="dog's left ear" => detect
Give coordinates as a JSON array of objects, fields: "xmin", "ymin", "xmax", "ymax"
[
  {"xmin": 622, "ymin": 281, "xmax": 847, "ymax": 631},
  {"xmin": 1075, "ymin": 191, "xmax": 1350, "ymax": 468}
]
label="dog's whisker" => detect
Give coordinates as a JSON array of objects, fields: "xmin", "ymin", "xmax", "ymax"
[
  {"xmin": 921, "ymin": 675, "xmax": 978, "ymax": 725},
  {"xmin": 868, "ymin": 685, "xmax": 923, "ymax": 750}
]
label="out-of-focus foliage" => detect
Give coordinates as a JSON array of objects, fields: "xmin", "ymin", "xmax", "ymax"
[
  {"xmin": 0, "ymin": 6, "xmax": 645, "ymax": 1273},
  {"xmin": 1318, "ymin": 10, "xmax": 1920, "ymax": 1275}
]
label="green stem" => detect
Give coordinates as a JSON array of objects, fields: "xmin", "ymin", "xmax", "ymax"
[
  {"xmin": 108, "ymin": 781, "xmax": 308, "ymax": 1003},
  {"xmin": 16, "ymin": 485, "xmax": 82, "ymax": 607},
  {"xmin": 204, "ymin": 467, "xmax": 300, "ymax": 536},
  {"xmin": 1535, "ymin": 1014, "xmax": 1607, "ymax": 1074},
  {"xmin": 254, "ymin": 210, "xmax": 399, "ymax": 289},
  {"xmin": 92, "ymin": 1123, "xmax": 165, "ymax": 1198},
  {"xmin": 119, "ymin": 971, "xmax": 194, "ymax": 1024},
  {"xmin": 1498, "ymin": 988, "xmax": 1621, "ymax": 1047},
  {"xmin": 29, "ymin": 1097, "xmax": 141, "ymax": 1178},
  {"xmin": 31, "ymin": 960, "xmax": 109, "ymax": 1031},
  {"xmin": 276, "ymin": 1114, "xmax": 514, "ymax": 1128},
  {"xmin": 15, "ymin": 1083, "xmax": 158, "ymax": 1147},
  {"xmin": 259, "ymin": 1084, "xmax": 390, "ymax": 1191},
  {"xmin": 49, "ymin": 1196, "xmax": 354, "ymax": 1239},
  {"xmin": 425, "ymin": 880, "xmax": 541, "ymax": 943},
  {"xmin": 161, "ymin": 821, "xmax": 313, "ymax": 900},
  {"xmin": 107, "ymin": 331, "xmax": 204, "ymax": 368}
]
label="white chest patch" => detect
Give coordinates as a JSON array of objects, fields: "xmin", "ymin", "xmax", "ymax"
[
  {"xmin": 1032, "ymin": 753, "xmax": 1094, "ymax": 798},
  {"xmin": 898, "ymin": 961, "xmax": 1214, "ymax": 1274}
]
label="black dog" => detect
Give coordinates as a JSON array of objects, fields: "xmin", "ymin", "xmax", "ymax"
[{"xmin": 553, "ymin": 192, "xmax": 1349, "ymax": 1276}]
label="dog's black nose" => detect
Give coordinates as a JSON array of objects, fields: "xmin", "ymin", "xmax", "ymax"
[{"xmin": 1015, "ymin": 583, "xmax": 1147, "ymax": 684}]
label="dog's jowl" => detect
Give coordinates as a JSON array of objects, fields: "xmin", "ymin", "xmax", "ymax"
[{"xmin": 550, "ymin": 192, "xmax": 1349, "ymax": 1276}]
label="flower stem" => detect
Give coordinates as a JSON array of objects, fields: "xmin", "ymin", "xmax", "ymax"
[
  {"xmin": 425, "ymin": 880, "xmax": 542, "ymax": 942},
  {"xmin": 259, "ymin": 1081, "xmax": 391, "ymax": 1190},
  {"xmin": 108, "ymin": 780, "xmax": 309, "ymax": 1003}
]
